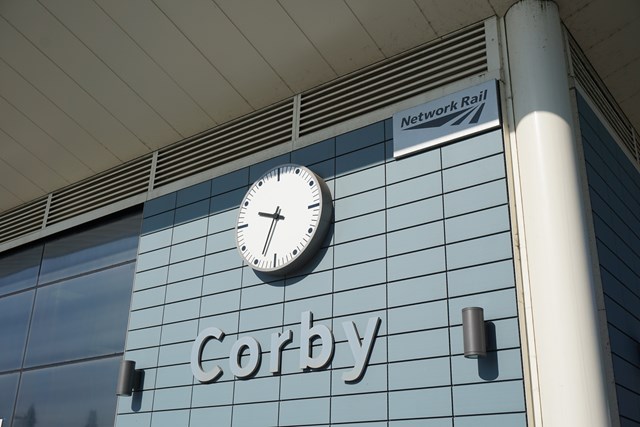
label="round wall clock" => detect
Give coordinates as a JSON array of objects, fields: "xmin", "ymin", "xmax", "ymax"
[{"xmin": 235, "ymin": 164, "xmax": 333, "ymax": 275}]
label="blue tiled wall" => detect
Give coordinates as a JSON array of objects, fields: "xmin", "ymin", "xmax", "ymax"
[
  {"xmin": 579, "ymin": 94, "xmax": 640, "ymax": 427},
  {"xmin": 117, "ymin": 120, "xmax": 526, "ymax": 427}
]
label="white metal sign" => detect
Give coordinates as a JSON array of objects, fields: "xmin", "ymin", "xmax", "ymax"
[{"xmin": 393, "ymin": 80, "xmax": 500, "ymax": 158}]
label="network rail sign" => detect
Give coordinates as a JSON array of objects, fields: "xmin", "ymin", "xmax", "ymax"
[{"xmin": 393, "ymin": 80, "xmax": 501, "ymax": 158}]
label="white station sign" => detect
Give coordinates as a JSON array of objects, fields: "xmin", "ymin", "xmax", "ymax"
[{"xmin": 393, "ymin": 80, "xmax": 501, "ymax": 158}]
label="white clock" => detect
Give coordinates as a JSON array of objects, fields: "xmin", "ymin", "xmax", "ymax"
[{"xmin": 235, "ymin": 164, "xmax": 333, "ymax": 275}]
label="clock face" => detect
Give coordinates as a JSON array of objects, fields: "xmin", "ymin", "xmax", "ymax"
[{"xmin": 235, "ymin": 164, "xmax": 332, "ymax": 275}]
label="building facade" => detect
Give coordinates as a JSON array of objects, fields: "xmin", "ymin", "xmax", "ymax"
[{"xmin": 0, "ymin": 2, "xmax": 638, "ymax": 426}]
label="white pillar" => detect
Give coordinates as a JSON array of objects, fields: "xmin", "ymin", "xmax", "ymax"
[{"xmin": 505, "ymin": 1, "xmax": 612, "ymax": 426}]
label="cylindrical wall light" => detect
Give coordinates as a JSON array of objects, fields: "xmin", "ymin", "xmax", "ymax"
[
  {"xmin": 116, "ymin": 360, "xmax": 138, "ymax": 396},
  {"xmin": 462, "ymin": 307, "xmax": 486, "ymax": 358}
]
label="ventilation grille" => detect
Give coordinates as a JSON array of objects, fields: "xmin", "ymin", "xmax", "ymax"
[
  {"xmin": 0, "ymin": 197, "xmax": 46, "ymax": 245},
  {"xmin": 46, "ymin": 155, "xmax": 153, "ymax": 226},
  {"xmin": 0, "ymin": 21, "xmax": 494, "ymax": 249},
  {"xmin": 154, "ymin": 100, "xmax": 295, "ymax": 188},
  {"xmin": 298, "ymin": 22, "xmax": 488, "ymax": 137},
  {"xmin": 570, "ymin": 36, "xmax": 638, "ymax": 162}
]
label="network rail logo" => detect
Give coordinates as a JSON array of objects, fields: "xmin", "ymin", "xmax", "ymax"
[{"xmin": 393, "ymin": 80, "xmax": 501, "ymax": 158}]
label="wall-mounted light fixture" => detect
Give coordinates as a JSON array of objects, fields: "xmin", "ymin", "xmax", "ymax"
[
  {"xmin": 462, "ymin": 307, "xmax": 486, "ymax": 358},
  {"xmin": 116, "ymin": 360, "xmax": 141, "ymax": 396}
]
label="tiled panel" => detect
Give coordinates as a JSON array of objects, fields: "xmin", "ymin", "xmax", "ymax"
[
  {"xmin": 387, "ymin": 300, "xmax": 448, "ymax": 334},
  {"xmin": 441, "ymin": 129, "xmax": 504, "ymax": 168},
  {"xmin": 284, "ymin": 269, "xmax": 333, "ymax": 300},
  {"xmin": 334, "ymin": 235, "xmax": 386, "ymax": 268},
  {"xmin": 144, "ymin": 193, "xmax": 176, "ymax": 218},
  {"xmin": 279, "ymin": 397, "xmax": 330, "ymax": 426},
  {"xmin": 160, "ymin": 319, "xmax": 198, "ymax": 345},
  {"xmin": 172, "ymin": 218, "xmax": 208, "ymax": 244},
  {"xmin": 137, "ymin": 247, "xmax": 170, "ymax": 272},
  {"xmin": 233, "ymin": 375, "xmax": 280, "ymax": 403},
  {"xmin": 334, "ymin": 188, "xmax": 386, "ymax": 221},
  {"xmin": 446, "ymin": 232, "xmax": 512, "ymax": 270},
  {"xmin": 134, "ymin": 266, "xmax": 168, "ymax": 291},
  {"xmin": 331, "ymin": 363, "xmax": 387, "ymax": 395},
  {"xmin": 455, "ymin": 413, "xmax": 527, "ymax": 427},
  {"xmin": 444, "ymin": 179, "xmax": 508, "ymax": 218},
  {"xmin": 442, "ymin": 153, "xmax": 505, "ymax": 193},
  {"xmin": 131, "ymin": 286, "xmax": 166, "ymax": 311},
  {"xmin": 152, "ymin": 386, "xmax": 192, "ymax": 410},
  {"xmin": 387, "ymin": 220, "xmax": 444, "ymax": 256},
  {"xmin": 155, "ymin": 363, "xmax": 193, "ymax": 388},
  {"xmin": 388, "ymin": 357, "xmax": 451, "ymax": 390},
  {"xmin": 169, "ymin": 237, "xmax": 207, "ymax": 264},
  {"xmin": 387, "ymin": 172, "xmax": 441, "ymax": 208},
  {"xmin": 336, "ymin": 142, "xmax": 386, "ymax": 177},
  {"xmin": 386, "ymin": 147, "xmax": 441, "ymax": 184},
  {"xmin": 388, "ymin": 273, "xmax": 447, "ymax": 307},
  {"xmin": 331, "ymin": 392, "xmax": 388, "ymax": 423},
  {"xmin": 334, "ymin": 164, "xmax": 386, "ymax": 199},
  {"xmin": 292, "ymin": 137, "xmax": 335, "ymax": 167},
  {"xmin": 580, "ymin": 94, "xmax": 640, "ymax": 425},
  {"xmin": 166, "ymin": 277, "xmax": 202, "ymax": 303},
  {"xmin": 120, "ymin": 121, "xmax": 524, "ymax": 427},
  {"xmin": 126, "ymin": 327, "xmax": 161, "ymax": 350},
  {"xmin": 231, "ymin": 402, "xmax": 279, "ymax": 427},
  {"xmin": 210, "ymin": 168, "xmax": 249, "ymax": 197},
  {"xmin": 280, "ymin": 370, "xmax": 331, "ymax": 399},
  {"xmin": 210, "ymin": 187, "xmax": 246, "ymax": 214},
  {"xmin": 387, "ymin": 246, "xmax": 445, "ymax": 281},
  {"xmin": 176, "ymin": 181, "xmax": 211, "ymax": 208},
  {"xmin": 175, "ymin": 199, "xmax": 210, "ymax": 225},
  {"xmin": 139, "ymin": 229, "xmax": 173, "ymax": 254},
  {"xmin": 452, "ymin": 380, "xmax": 526, "ymax": 415},
  {"xmin": 333, "ymin": 259, "xmax": 386, "ymax": 292},
  {"xmin": 333, "ymin": 283, "xmax": 386, "ymax": 316},
  {"xmin": 389, "ymin": 387, "xmax": 452, "ymax": 419},
  {"xmin": 448, "ymin": 260, "xmax": 515, "ymax": 297},
  {"xmin": 334, "ymin": 211, "xmax": 386, "ymax": 244},
  {"xmin": 190, "ymin": 406, "xmax": 232, "ymax": 427},
  {"xmin": 387, "ymin": 196, "xmax": 443, "ymax": 231},
  {"xmin": 335, "ymin": 121, "xmax": 385, "ymax": 155},
  {"xmin": 191, "ymin": 381, "xmax": 234, "ymax": 407}
]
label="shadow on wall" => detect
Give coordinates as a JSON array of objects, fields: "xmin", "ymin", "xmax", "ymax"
[
  {"xmin": 129, "ymin": 370, "xmax": 146, "ymax": 412},
  {"xmin": 478, "ymin": 321, "xmax": 499, "ymax": 381}
]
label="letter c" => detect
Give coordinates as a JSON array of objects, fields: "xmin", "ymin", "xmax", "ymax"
[{"xmin": 191, "ymin": 327, "xmax": 225, "ymax": 383}]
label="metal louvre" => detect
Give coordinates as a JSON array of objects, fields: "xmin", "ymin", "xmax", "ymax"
[
  {"xmin": 569, "ymin": 36, "xmax": 638, "ymax": 163},
  {"xmin": 298, "ymin": 22, "xmax": 488, "ymax": 137},
  {"xmin": 1, "ymin": 20, "xmax": 494, "ymax": 249},
  {"xmin": 153, "ymin": 100, "xmax": 294, "ymax": 188},
  {"xmin": 0, "ymin": 197, "xmax": 46, "ymax": 244},
  {"xmin": 46, "ymin": 155, "xmax": 153, "ymax": 226}
]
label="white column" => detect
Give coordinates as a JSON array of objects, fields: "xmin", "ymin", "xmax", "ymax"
[{"xmin": 505, "ymin": 1, "xmax": 612, "ymax": 426}]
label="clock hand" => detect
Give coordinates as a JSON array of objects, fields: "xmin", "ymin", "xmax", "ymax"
[
  {"xmin": 258, "ymin": 211, "xmax": 285, "ymax": 220},
  {"xmin": 262, "ymin": 206, "xmax": 282, "ymax": 256}
]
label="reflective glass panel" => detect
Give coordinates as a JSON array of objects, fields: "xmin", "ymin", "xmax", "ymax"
[
  {"xmin": 0, "ymin": 372, "xmax": 19, "ymax": 426},
  {"xmin": 25, "ymin": 263, "xmax": 135, "ymax": 367},
  {"xmin": 13, "ymin": 357, "xmax": 120, "ymax": 427},
  {"xmin": 0, "ymin": 245, "xmax": 42, "ymax": 297},
  {"xmin": 39, "ymin": 211, "xmax": 141, "ymax": 284},
  {"xmin": 0, "ymin": 291, "xmax": 35, "ymax": 372}
]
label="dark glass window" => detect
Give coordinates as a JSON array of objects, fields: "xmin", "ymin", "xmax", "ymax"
[
  {"xmin": 0, "ymin": 291, "xmax": 34, "ymax": 372},
  {"xmin": 13, "ymin": 357, "xmax": 120, "ymax": 427},
  {"xmin": 0, "ymin": 372, "xmax": 19, "ymax": 426},
  {"xmin": 24, "ymin": 263, "xmax": 135, "ymax": 367},
  {"xmin": 39, "ymin": 212, "xmax": 141, "ymax": 285},
  {"xmin": 0, "ymin": 245, "xmax": 42, "ymax": 297}
]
